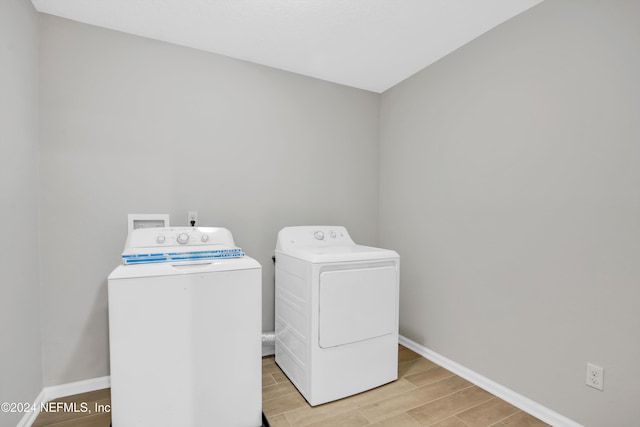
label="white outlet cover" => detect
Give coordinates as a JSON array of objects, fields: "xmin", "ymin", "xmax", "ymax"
[{"xmin": 586, "ymin": 363, "xmax": 604, "ymax": 391}]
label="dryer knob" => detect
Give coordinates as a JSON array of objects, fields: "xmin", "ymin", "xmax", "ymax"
[
  {"xmin": 201, "ymin": 234, "xmax": 209, "ymax": 242},
  {"xmin": 177, "ymin": 233, "xmax": 190, "ymax": 244},
  {"xmin": 156, "ymin": 236, "xmax": 166, "ymax": 244},
  {"xmin": 314, "ymin": 231, "xmax": 325, "ymax": 240}
]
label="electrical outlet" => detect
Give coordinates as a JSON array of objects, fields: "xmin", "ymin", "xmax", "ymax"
[
  {"xmin": 586, "ymin": 363, "xmax": 604, "ymax": 391},
  {"xmin": 188, "ymin": 211, "xmax": 198, "ymax": 227}
]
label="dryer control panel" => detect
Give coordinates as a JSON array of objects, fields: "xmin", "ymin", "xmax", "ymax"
[{"xmin": 276, "ymin": 226, "xmax": 355, "ymax": 252}]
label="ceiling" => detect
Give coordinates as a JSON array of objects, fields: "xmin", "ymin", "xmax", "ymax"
[{"xmin": 31, "ymin": 0, "xmax": 543, "ymax": 93}]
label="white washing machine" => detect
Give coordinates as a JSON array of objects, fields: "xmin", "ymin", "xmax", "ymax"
[
  {"xmin": 274, "ymin": 226, "xmax": 399, "ymax": 406},
  {"xmin": 108, "ymin": 227, "xmax": 262, "ymax": 427}
]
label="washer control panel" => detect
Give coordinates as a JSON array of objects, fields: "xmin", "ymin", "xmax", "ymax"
[
  {"xmin": 121, "ymin": 227, "xmax": 245, "ymax": 265},
  {"xmin": 176, "ymin": 232, "xmax": 190, "ymax": 245},
  {"xmin": 125, "ymin": 227, "xmax": 236, "ymax": 249}
]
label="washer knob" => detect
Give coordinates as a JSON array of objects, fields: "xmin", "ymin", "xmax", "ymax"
[
  {"xmin": 329, "ymin": 231, "xmax": 337, "ymax": 238},
  {"xmin": 156, "ymin": 235, "xmax": 166, "ymax": 244},
  {"xmin": 177, "ymin": 233, "xmax": 190, "ymax": 244},
  {"xmin": 201, "ymin": 234, "xmax": 209, "ymax": 242},
  {"xmin": 314, "ymin": 231, "xmax": 325, "ymax": 240}
]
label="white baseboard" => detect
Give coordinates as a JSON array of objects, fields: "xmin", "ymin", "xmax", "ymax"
[
  {"xmin": 398, "ymin": 335, "xmax": 582, "ymax": 427},
  {"xmin": 16, "ymin": 376, "xmax": 111, "ymax": 427},
  {"xmin": 42, "ymin": 376, "xmax": 111, "ymax": 402},
  {"xmin": 15, "ymin": 388, "xmax": 46, "ymax": 427}
]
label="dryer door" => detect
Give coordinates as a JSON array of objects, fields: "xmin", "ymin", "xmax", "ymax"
[{"xmin": 319, "ymin": 265, "xmax": 397, "ymax": 349}]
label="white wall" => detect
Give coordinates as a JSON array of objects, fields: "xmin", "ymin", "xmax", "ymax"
[
  {"xmin": 38, "ymin": 15, "xmax": 380, "ymax": 386},
  {"xmin": 379, "ymin": 0, "xmax": 640, "ymax": 425},
  {"xmin": 0, "ymin": 1, "xmax": 42, "ymax": 426}
]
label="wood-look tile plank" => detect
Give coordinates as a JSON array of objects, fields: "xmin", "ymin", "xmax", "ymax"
[
  {"xmin": 305, "ymin": 410, "xmax": 369, "ymax": 427},
  {"xmin": 398, "ymin": 357, "xmax": 438, "ymax": 378},
  {"xmin": 456, "ymin": 398, "xmax": 520, "ymax": 427},
  {"xmin": 500, "ymin": 411, "xmax": 551, "ymax": 427},
  {"xmin": 39, "ymin": 413, "xmax": 111, "ymax": 427},
  {"xmin": 366, "ymin": 412, "xmax": 422, "ymax": 427},
  {"xmin": 360, "ymin": 376, "xmax": 473, "ymax": 423},
  {"xmin": 263, "ymin": 372, "xmax": 278, "ymax": 387},
  {"xmin": 32, "ymin": 390, "xmax": 111, "ymax": 427},
  {"xmin": 429, "ymin": 416, "xmax": 470, "ymax": 427},
  {"xmin": 264, "ymin": 361, "xmax": 284, "ymax": 374},
  {"xmin": 268, "ymin": 414, "xmax": 293, "ymax": 427},
  {"xmin": 405, "ymin": 366, "xmax": 455, "ymax": 387},
  {"xmin": 283, "ymin": 378, "xmax": 416, "ymax": 426},
  {"xmin": 407, "ymin": 385, "xmax": 493, "ymax": 426},
  {"xmin": 263, "ymin": 381, "xmax": 299, "ymax": 401},
  {"xmin": 271, "ymin": 370, "xmax": 290, "ymax": 384},
  {"xmin": 398, "ymin": 345, "xmax": 422, "ymax": 362},
  {"xmin": 40, "ymin": 388, "xmax": 110, "ymax": 404},
  {"xmin": 263, "ymin": 392, "xmax": 308, "ymax": 418}
]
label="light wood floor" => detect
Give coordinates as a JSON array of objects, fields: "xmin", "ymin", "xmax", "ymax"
[
  {"xmin": 32, "ymin": 388, "xmax": 111, "ymax": 427},
  {"xmin": 262, "ymin": 345, "xmax": 550, "ymax": 427},
  {"xmin": 32, "ymin": 345, "xmax": 550, "ymax": 427}
]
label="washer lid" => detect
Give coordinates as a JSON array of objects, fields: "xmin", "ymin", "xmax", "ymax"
[{"xmin": 109, "ymin": 256, "xmax": 261, "ymax": 280}]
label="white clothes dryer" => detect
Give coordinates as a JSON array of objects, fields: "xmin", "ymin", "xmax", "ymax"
[
  {"xmin": 274, "ymin": 226, "xmax": 399, "ymax": 406},
  {"xmin": 108, "ymin": 227, "xmax": 262, "ymax": 427}
]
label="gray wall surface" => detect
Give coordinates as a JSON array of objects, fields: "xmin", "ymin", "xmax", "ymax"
[
  {"xmin": 379, "ymin": 0, "xmax": 640, "ymax": 425},
  {"xmin": 0, "ymin": 1, "xmax": 43, "ymax": 426},
  {"xmin": 38, "ymin": 15, "xmax": 380, "ymax": 386},
  {"xmin": 7, "ymin": 2, "xmax": 638, "ymax": 425}
]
